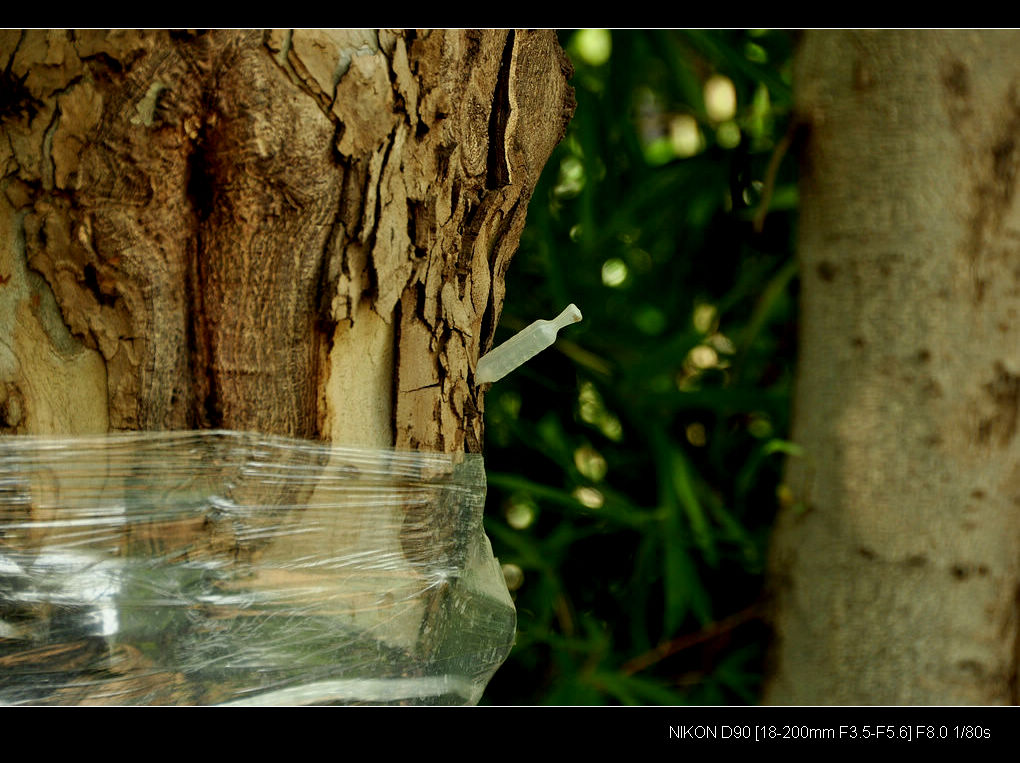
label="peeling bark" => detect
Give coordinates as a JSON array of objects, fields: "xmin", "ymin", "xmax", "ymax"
[
  {"xmin": 0, "ymin": 28, "xmax": 572, "ymax": 706},
  {"xmin": 0, "ymin": 29, "xmax": 574, "ymax": 451},
  {"xmin": 765, "ymin": 31, "xmax": 1020, "ymax": 705}
]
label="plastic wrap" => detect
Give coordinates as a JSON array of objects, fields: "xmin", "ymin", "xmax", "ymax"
[{"xmin": 0, "ymin": 430, "xmax": 514, "ymax": 705}]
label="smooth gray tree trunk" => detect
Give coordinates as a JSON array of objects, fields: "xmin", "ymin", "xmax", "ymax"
[{"xmin": 765, "ymin": 30, "xmax": 1020, "ymax": 705}]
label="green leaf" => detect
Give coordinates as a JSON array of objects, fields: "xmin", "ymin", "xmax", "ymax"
[
  {"xmin": 594, "ymin": 670, "xmax": 691, "ymax": 705},
  {"xmin": 668, "ymin": 447, "xmax": 718, "ymax": 566}
]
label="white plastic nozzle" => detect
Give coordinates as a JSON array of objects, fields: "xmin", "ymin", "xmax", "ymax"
[{"xmin": 475, "ymin": 304, "xmax": 582, "ymax": 385}]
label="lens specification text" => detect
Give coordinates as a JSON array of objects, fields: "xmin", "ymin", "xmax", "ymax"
[{"xmin": 667, "ymin": 725, "xmax": 992, "ymax": 742}]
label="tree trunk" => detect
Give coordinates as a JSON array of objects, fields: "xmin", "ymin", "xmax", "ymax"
[
  {"xmin": 765, "ymin": 30, "xmax": 1020, "ymax": 705},
  {"xmin": 0, "ymin": 29, "xmax": 573, "ymax": 451},
  {"xmin": 0, "ymin": 29, "xmax": 572, "ymax": 705}
]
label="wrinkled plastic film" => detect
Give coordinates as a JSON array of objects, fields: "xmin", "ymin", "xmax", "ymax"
[{"xmin": 0, "ymin": 431, "xmax": 514, "ymax": 705}]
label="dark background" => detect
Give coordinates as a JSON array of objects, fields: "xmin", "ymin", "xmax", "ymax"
[{"xmin": 481, "ymin": 29, "xmax": 799, "ymax": 704}]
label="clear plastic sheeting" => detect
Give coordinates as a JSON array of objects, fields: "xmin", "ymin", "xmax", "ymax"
[{"xmin": 0, "ymin": 431, "xmax": 514, "ymax": 705}]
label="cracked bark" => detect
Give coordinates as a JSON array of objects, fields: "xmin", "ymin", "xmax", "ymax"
[
  {"xmin": 764, "ymin": 31, "xmax": 1020, "ymax": 705},
  {"xmin": 0, "ymin": 29, "xmax": 574, "ymax": 452},
  {"xmin": 0, "ymin": 28, "xmax": 571, "ymax": 705}
]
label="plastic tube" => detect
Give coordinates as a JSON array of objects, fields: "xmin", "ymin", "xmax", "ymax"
[{"xmin": 475, "ymin": 304, "xmax": 582, "ymax": 385}]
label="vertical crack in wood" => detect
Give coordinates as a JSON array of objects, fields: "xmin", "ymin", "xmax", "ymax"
[{"xmin": 485, "ymin": 31, "xmax": 514, "ymax": 190}]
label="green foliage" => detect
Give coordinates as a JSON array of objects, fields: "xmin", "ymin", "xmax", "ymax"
[{"xmin": 481, "ymin": 30, "xmax": 799, "ymax": 705}]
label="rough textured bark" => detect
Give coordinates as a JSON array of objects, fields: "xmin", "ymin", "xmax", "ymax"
[
  {"xmin": 0, "ymin": 29, "xmax": 572, "ymax": 705},
  {"xmin": 0, "ymin": 29, "xmax": 574, "ymax": 451},
  {"xmin": 765, "ymin": 31, "xmax": 1020, "ymax": 705}
]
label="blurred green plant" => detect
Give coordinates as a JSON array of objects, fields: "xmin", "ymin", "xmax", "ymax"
[{"xmin": 481, "ymin": 30, "xmax": 799, "ymax": 705}]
